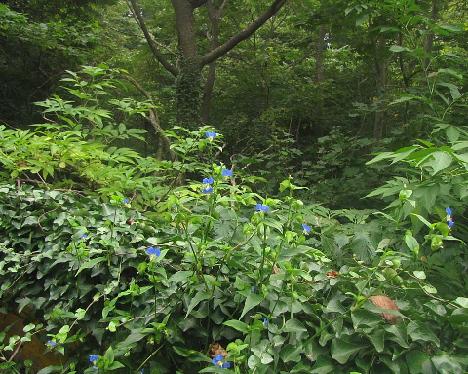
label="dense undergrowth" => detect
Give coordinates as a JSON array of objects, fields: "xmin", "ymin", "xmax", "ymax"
[{"xmin": 0, "ymin": 67, "xmax": 467, "ymax": 373}]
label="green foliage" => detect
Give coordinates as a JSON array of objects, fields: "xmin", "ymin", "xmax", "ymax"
[
  {"xmin": 0, "ymin": 0, "xmax": 467, "ymax": 370},
  {"xmin": 1, "ymin": 115, "xmax": 467, "ymax": 372}
]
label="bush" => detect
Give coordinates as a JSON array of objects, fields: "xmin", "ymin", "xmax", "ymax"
[{"xmin": 0, "ymin": 67, "xmax": 466, "ymax": 373}]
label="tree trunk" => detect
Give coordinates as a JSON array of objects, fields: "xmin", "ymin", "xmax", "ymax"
[
  {"xmin": 315, "ymin": 25, "xmax": 327, "ymax": 83},
  {"xmin": 201, "ymin": 0, "xmax": 223, "ymax": 123},
  {"xmin": 172, "ymin": 0, "xmax": 202, "ymax": 128},
  {"xmin": 129, "ymin": 0, "xmax": 288, "ymax": 129},
  {"xmin": 176, "ymin": 58, "xmax": 202, "ymax": 127},
  {"xmin": 373, "ymin": 34, "xmax": 387, "ymax": 139},
  {"xmin": 423, "ymin": 0, "xmax": 439, "ymax": 70}
]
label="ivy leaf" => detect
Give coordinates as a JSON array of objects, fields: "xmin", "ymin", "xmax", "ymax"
[
  {"xmin": 351, "ymin": 309, "xmax": 382, "ymax": 329},
  {"xmin": 407, "ymin": 321, "xmax": 440, "ymax": 347},
  {"xmin": 310, "ymin": 355, "xmax": 334, "ymax": 374},
  {"xmin": 385, "ymin": 324, "xmax": 409, "ymax": 348},
  {"xmin": 406, "ymin": 351, "xmax": 432, "ymax": 374},
  {"xmin": 331, "ymin": 338, "xmax": 367, "ymax": 364},
  {"xmin": 185, "ymin": 290, "xmax": 210, "ymax": 317},
  {"xmin": 240, "ymin": 293, "xmax": 263, "ymax": 318},
  {"xmin": 368, "ymin": 329, "xmax": 385, "ymax": 353},
  {"xmin": 75, "ymin": 256, "xmax": 106, "ymax": 276},
  {"xmin": 283, "ymin": 318, "xmax": 307, "ymax": 333}
]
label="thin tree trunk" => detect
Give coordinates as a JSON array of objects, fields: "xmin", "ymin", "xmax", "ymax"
[
  {"xmin": 423, "ymin": 0, "xmax": 439, "ymax": 70},
  {"xmin": 373, "ymin": 34, "xmax": 387, "ymax": 139},
  {"xmin": 201, "ymin": 0, "xmax": 224, "ymax": 123},
  {"xmin": 315, "ymin": 25, "xmax": 327, "ymax": 83}
]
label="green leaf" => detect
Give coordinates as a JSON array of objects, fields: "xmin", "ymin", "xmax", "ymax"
[
  {"xmin": 310, "ymin": 355, "xmax": 334, "ymax": 374},
  {"xmin": 412, "ymin": 271, "xmax": 426, "ymax": 280},
  {"xmin": 223, "ymin": 320, "xmax": 249, "ymax": 333},
  {"xmin": 407, "ymin": 321, "xmax": 440, "ymax": 347},
  {"xmin": 107, "ymin": 361, "xmax": 125, "ymax": 370},
  {"xmin": 331, "ymin": 338, "xmax": 367, "ymax": 364},
  {"xmin": 281, "ymin": 344, "xmax": 302, "ymax": 362},
  {"xmin": 283, "ymin": 318, "xmax": 307, "ymax": 333},
  {"xmin": 406, "ymin": 351, "xmax": 432, "ymax": 374},
  {"xmin": 422, "ymin": 151, "xmax": 452, "ymax": 175},
  {"xmin": 404, "ymin": 231, "xmax": 419, "ymax": 255},
  {"xmin": 23, "ymin": 323, "xmax": 35, "ymax": 333},
  {"xmin": 432, "ymin": 354, "xmax": 463, "ymax": 373},
  {"xmin": 385, "ymin": 324, "xmax": 409, "ymax": 348},
  {"xmin": 172, "ymin": 346, "xmax": 211, "ymax": 362},
  {"xmin": 437, "ymin": 82, "xmax": 461, "ymax": 100},
  {"xmin": 76, "ymin": 256, "xmax": 106, "ymax": 276},
  {"xmin": 389, "ymin": 45, "xmax": 411, "ymax": 53},
  {"xmin": 240, "ymin": 293, "xmax": 263, "ymax": 318},
  {"xmin": 351, "ymin": 309, "xmax": 381, "ymax": 329},
  {"xmin": 368, "ymin": 329, "xmax": 385, "ymax": 353},
  {"xmin": 185, "ymin": 290, "xmax": 210, "ymax": 317},
  {"xmin": 410, "ymin": 214, "xmax": 432, "ymax": 228},
  {"xmin": 454, "ymin": 297, "xmax": 468, "ymax": 308},
  {"xmin": 104, "ymin": 346, "xmax": 114, "ymax": 362}
]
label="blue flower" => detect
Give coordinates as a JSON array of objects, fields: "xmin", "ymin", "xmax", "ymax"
[
  {"xmin": 255, "ymin": 204, "xmax": 269, "ymax": 213},
  {"xmin": 262, "ymin": 317, "xmax": 269, "ymax": 327},
  {"xmin": 47, "ymin": 340, "xmax": 57, "ymax": 348},
  {"xmin": 81, "ymin": 234, "xmax": 89, "ymax": 240},
  {"xmin": 212, "ymin": 354, "xmax": 231, "ymax": 369},
  {"xmin": 448, "ymin": 218, "xmax": 455, "ymax": 229},
  {"xmin": 301, "ymin": 223, "xmax": 311, "ymax": 234},
  {"xmin": 123, "ymin": 198, "xmax": 130, "ymax": 204},
  {"xmin": 89, "ymin": 354, "xmax": 99, "ymax": 363},
  {"xmin": 203, "ymin": 177, "xmax": 214, "ymax": 185},
  {"xmin": 205, "ymin": 131, "xmax": 217, "ymax": 140},
  {"xmin": 146, "ymin": 246, "xmax": 161, "ymax": 256},
  {"xmin": 446, "ymin": 207, "xmax": 452, "ymax": 216},
  {"xmin": 221, "ymin": 168, "xmax": 233, "ymax": 177},
  {"xmin": 202, "ymin": 186, "xmax": 214, "ymax": 194}
]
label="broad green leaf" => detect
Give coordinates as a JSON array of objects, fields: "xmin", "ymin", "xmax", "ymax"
[
  {"xmin": 407, "ymin": 321, "xmax": 440, "ymax": 347},
  {"xmin": 283, "ymin": 318, "xmax": 307, "ymax": 333},
  {"xmin": 368, "ymin": 329, "xmax": 385, "ymax": 353},
  {"xmin": 223, "ymin": 320, "xmax": 249, "ymax": 333},
  {"xmin": 454, "ymin": 297, "xmax": 468, "ymax": 308},
  {"xmin": 412, "ymin": 271, "xmax": 426, "ymax": 280},
  {"xmin": 421, "ymin": 151, "xmax": 452, "ymax": 175},
  {"xmin": 240, "ymin": 293, "xmax": 263, "ymax": 318},
  {"xmin": 432, "ymin": 354, "xmax": 463, "ymax": 373},
  {"xmin": 351, "ymin": 309, "xmax": 381, "ymax": 329},
  {"xmin": 385, "ymin": 324, "xmax": 409, "ymax": 348},
  {"xmin": 185, "ymin": 290, "xmax": 210, "ymax": 317},
  {"xmin": 406, "ymin": 350, "xmax": 432, "ymax": 374},
  {"xmin": 404, "ymin": 231, "xmax": 419, "ymax": 255},
  {"xmin": 310, "ymin": 355, "xmax": 334, "ymax": 374},
  {"xmin": 76, "ymin": 256, "xmax": 106, "ymax": 276},
  {"xmin": 331, "ymin": 338, "xmax": 367, "ymax": 364}
]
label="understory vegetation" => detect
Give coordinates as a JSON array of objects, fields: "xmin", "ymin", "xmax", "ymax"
[{"xmin": 0, "ymin": 0, "xmax": 467, "ymax": 373}]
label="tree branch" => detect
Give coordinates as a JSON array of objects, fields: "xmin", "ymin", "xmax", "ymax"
[
  {"xmin": 127, "ymin": 0, "xmax": 178, "ymax": 76},
  {"xmin": 200, "ymin": 0, "xmax": 287, "ymax": 66},
  {"xmin": 123, "ymin": 75, "xmax": 176, "ymax": 161}
]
